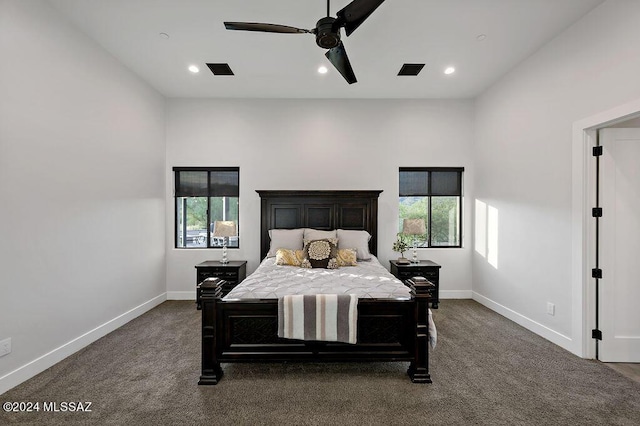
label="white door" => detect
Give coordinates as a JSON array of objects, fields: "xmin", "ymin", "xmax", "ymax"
[{"xmin": 599, "ymin": 128, "xmax": 640, "ymax": 362}]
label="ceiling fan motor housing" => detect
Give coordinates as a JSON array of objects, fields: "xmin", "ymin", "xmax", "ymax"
[{"xmin": 315, "ymin": 17, "xmax": 340, "ymax": 49}]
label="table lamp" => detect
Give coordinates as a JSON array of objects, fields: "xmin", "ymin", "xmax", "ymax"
[
  {"xmin": 402, "ymin": 218, "xmax": 426, "ymax": 264},
  {"xmin": 212, "ymin": 220, "xmax": 237, "ymax": 264}
]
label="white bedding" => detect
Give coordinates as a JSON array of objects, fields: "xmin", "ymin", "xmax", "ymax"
[
  {"xmin": 224, "ymin": 255, "xmax": 412, "ymax": 300},
  {"xmin": 224, "ymin": 255, "xmax": 437, "ymax": 348}
]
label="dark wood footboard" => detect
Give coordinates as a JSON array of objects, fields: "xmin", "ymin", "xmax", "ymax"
[
  {"xmin": 199, "ymin": 278, "xmax": 224, "ymax": 385},
  {"xmin": 406, "ymin": 276, "xmax": 433, "ymax": 383},
  {"xmin": 199, "ymin": 276, "xmax": 434, "ymax": 385}
]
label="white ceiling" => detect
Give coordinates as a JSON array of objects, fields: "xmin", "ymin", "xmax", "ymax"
[{"xmin": 49, "ymin": 0, "xmax": 603, "ymax": 99}]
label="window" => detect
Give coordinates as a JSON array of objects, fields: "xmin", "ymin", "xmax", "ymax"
[
  {"xmin": 399, "ymin": 167, "xmax": 463, "ymax": 248},
  {"xmin": 174, "ymin": 167, "xmax": 239, "ymax": 249}
]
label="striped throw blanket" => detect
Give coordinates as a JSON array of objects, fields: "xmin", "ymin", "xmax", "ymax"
[
  {"xmin": 278, "ymin": 294, "xmax": 358, "ymax": 344},
  {"xmin": 428, "ymin": 309, "xmax": 437, "ymax": 349}
]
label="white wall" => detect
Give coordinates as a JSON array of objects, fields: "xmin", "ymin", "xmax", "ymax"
[
  {"xmin": 0, "ymin": 0, "xmax": 166, "ymax": 393},
  {"xmin": 166, "ymin": 99, "xmax": 474, "ymax": 300},
  {"xmin": 473, "ymin": 0, "xmax": 640, "ymax": 354}
]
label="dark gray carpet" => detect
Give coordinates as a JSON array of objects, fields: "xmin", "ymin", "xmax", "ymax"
[{"xmin": 1, "ymin": 300, "xmax": 639, "ymax": 425}]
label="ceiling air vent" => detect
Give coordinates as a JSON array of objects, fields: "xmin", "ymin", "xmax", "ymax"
[
  {"xmin": 398, "ymin": 63, "xmax": 425, "ymax": 76},
  {"xmin": 206, "ymin": 63, "xmax": 234, "ymax": 76}
]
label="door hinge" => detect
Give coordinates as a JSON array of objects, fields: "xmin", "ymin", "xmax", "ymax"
[
  {"xmin": 592, "ymin": 329, "xmax": 602, "ymax": 340},
  {"xmin": 592, "ymin": 207, "xmax": 603, "ymax": 217},
  {"xmin": 592, "ymin": 268, "xmax": 602, "ymax": 279},
  {"xmin": 593, "ymin": 146, "xmax": 603, "ymax": 156}
]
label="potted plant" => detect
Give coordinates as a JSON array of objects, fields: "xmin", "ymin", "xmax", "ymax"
[{"xmin": 392, "ymin": 234, "xmax": 410, "ymax": 264}]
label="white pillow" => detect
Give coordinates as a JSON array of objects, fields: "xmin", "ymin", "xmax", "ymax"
[
  {"xmin": 267, "ymin": 228, "xmax": 305, "ymax": 258},
  {"xmin": 303, "ymin": 228, "xmax": 337, "ymax": 241},
  {"xmin": 336, "ymin": 229, "xmax": 372, "ymax": 260}
]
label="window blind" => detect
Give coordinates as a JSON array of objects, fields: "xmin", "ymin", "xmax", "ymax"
[
  {"xmin": 399, "ymin": 168, "xmax": 463, "ymax": 196},
  {"xmin": 174, "ymin": 167, "xmax": 239, "ymax": 198}
]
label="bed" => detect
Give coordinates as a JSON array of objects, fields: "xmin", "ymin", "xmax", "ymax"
[{"xmin": 199, "ymin": 190, "xmax": 434, "ymax": 384}]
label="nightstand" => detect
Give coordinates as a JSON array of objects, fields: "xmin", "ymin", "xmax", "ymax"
[
  {"xmin": 195, "ymin": 260, "xmax": 247, "ymax": 309},
  {"xmin": 389, "ymin": 260, "xmax": 441, "ymax": 308}
]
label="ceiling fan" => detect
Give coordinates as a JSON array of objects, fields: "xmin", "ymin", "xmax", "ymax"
[{"xmin": 224, "ymin": 0, "xmax": 386, "ymax": 84}]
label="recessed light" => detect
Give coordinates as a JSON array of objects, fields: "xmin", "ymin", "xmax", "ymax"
[
  {"xmin": 318, "ymin": 65, "xmax": 328, "ymax": 74},
  {"xmin": 476, "ymin": 34, "xmax": 487, "ymax": 41},
  {"xmin": 188, "ymin": 65, "xmax": 200, "ymax": 73},
  {"xmin": 159, "ymin": 32, "xmax": 170, "ymax": 39},
  {"xmin": 444, "ymin": 66, "xmax": 455, "ymax": 75}
]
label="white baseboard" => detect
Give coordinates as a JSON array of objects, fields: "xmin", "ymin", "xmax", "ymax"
[
  {"xmin": 472, "ymin": 291, "xmax": 574, "ymax": 352},
  {"xmin": 166, "ymin": 291, "xmax": 195, "ymax": 300},
  {"xmin": 440, "ymin": 290, "xmax": 473, "ymax": 299},
  {"xmin": 0, "ymin": 293, "xmax": 166, "ymax": 395}
]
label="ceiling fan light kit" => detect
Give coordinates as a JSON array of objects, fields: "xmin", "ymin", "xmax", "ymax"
[
  {"xmin": 223, "ymin": 0, "xmax": 386, "ymax": 85},
  {"xmin": 315, "ymin": 17, "xmax": 341, "ymax": 49}
]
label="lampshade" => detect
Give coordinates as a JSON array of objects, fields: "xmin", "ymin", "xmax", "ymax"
[
  {"xmin": 212, "ymin": 221, "xmax": 237, "ymax": 238},
  {"xmin": 402, "ymin": 218, "xmax": 426, "ymax": 235}
]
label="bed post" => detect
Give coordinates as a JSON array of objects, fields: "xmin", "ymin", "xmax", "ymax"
[
  {"xmin": 407, "ymin": 276, "xmax": 434, "ymax": 383},
  {"xmin": 198, "ymin": 277, "xmax": 224, "ymax": 385}
]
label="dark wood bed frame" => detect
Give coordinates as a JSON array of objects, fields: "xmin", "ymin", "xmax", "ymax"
[{"xmin": 199, "ymin": 190, "xmax": 433, "ymax": 384}]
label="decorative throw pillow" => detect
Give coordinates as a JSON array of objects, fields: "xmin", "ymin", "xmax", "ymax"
[
  {"xmin": 301, "ymin": 238, "xmax": 339, "ymax": 269},
  {"xmin": 335, "ymin": 248, "xmax": 358, "ymax": 267},
  {"xmin": 275, "ymin": 249, "xmax": 305, "ymax": 266}
]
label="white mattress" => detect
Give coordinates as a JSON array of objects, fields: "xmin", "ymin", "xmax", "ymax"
[{"xmin": 224, "ymin": 255, "xmax": 412, "ymax": 300}]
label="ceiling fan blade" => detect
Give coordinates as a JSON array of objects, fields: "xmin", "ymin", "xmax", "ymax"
[
  {"xmin": 336, "ymin": 0, "xmax": 385, "ymax": 37},
  {"xmin": 224, "ymin": 22, "xmax": 311, "ymax": 34},
  {"xmin": 325, "ymin": 42, "xmax": 357, "ymax": 84}
]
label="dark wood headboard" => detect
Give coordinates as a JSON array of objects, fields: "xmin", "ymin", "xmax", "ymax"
[{"xmin": 256, "ymin": 190, "xmax": 383, "ymax": 260}]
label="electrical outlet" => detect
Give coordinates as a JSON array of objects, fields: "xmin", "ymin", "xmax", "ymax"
[
  {"xmin": 546, "ymin": 302, "xmax": 555, "ymax": 316},
  {"xmin": 0, "ymin": 338, "xmax": 11, "ymax": 357}
]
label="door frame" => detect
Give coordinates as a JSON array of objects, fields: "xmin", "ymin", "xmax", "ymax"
[{"xmin": 572, "ymin": 97, "xmax": 640, "ymax": 359}]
